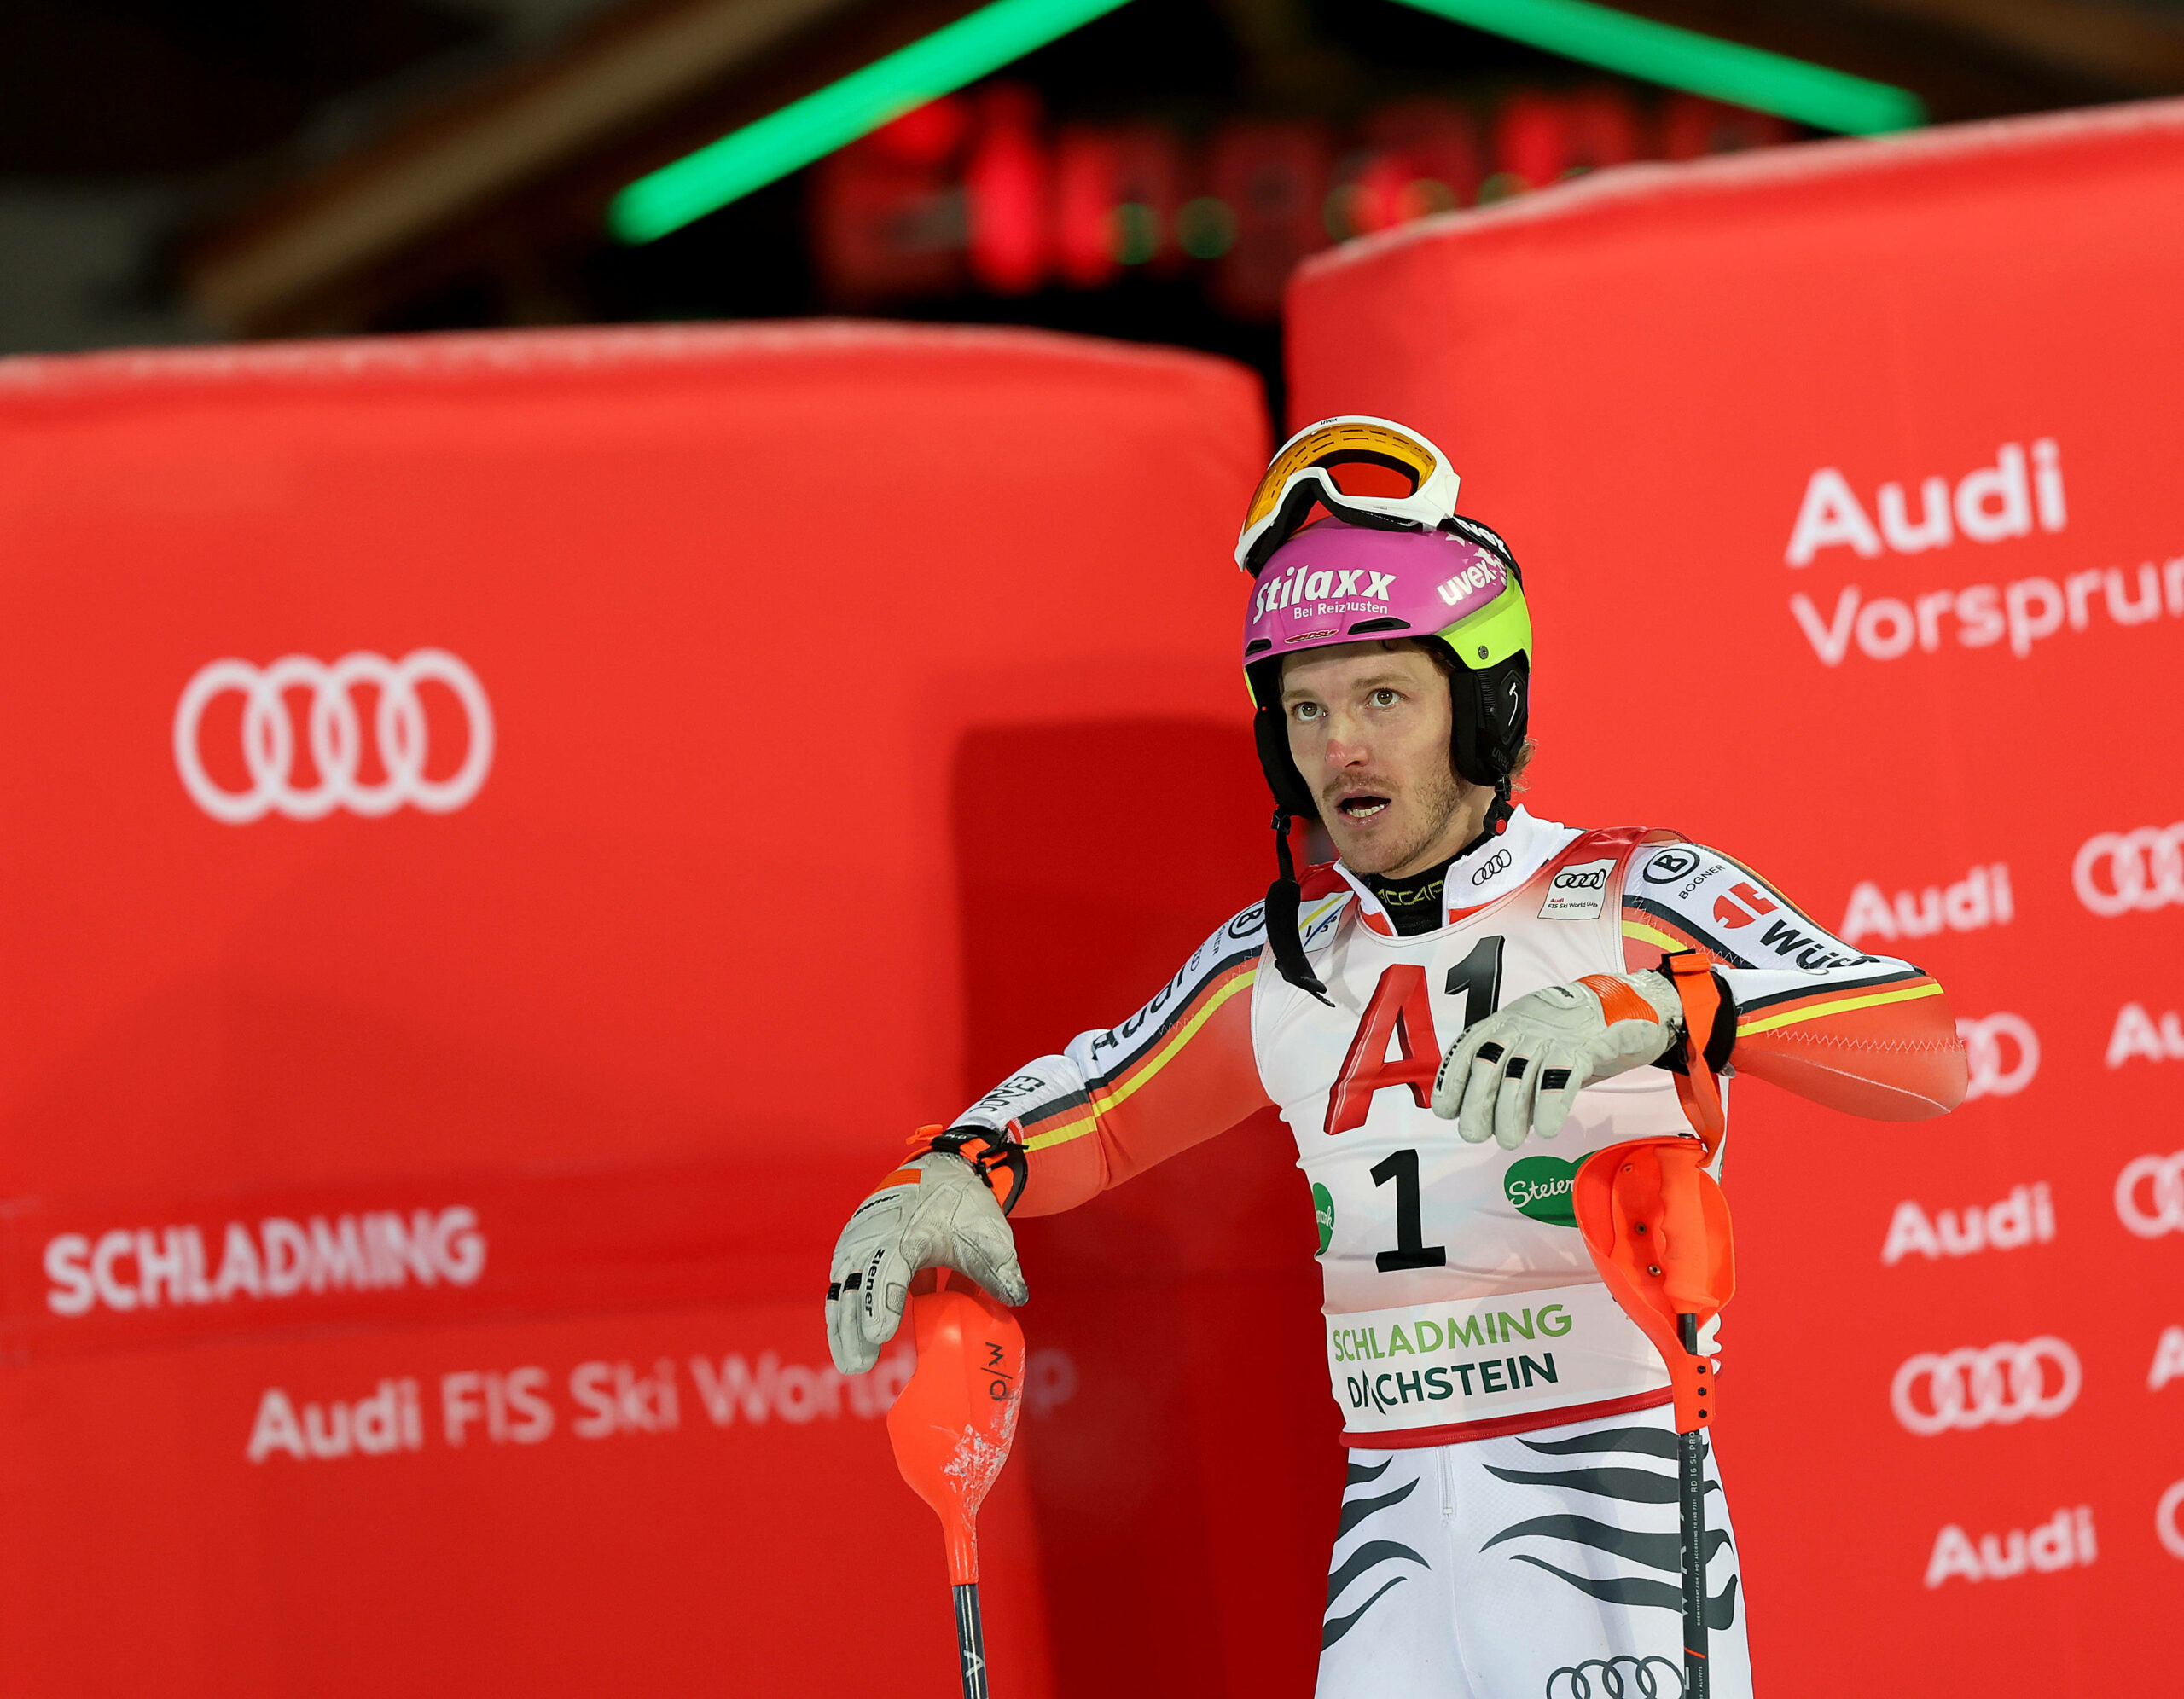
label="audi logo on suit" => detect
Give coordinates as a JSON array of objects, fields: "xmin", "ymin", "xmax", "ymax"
[{"xmin": 173, "ymin": 650, "xmax": 494, "ymax": 824}]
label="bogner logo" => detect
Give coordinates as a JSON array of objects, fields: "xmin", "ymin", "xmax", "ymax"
[
  {"xmin": 1641, "ymin": 848, "xmax": 1700, "ymax": 884},
  {"xmin": 1252, "ymin": 563, "xmax": 1397, "ymax": 619},
  {"xmin": 1539, "ymin": 859, "xmax": 1615, "ymax": 920},
  {"xmin": 1437, "ymin": 560, "xmax": 1502, "ymax": 606}
]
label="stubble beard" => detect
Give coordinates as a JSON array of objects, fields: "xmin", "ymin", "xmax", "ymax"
[{"xmin": 1331, "ymin": 763, "xmax": 1469, "ymax": 877}]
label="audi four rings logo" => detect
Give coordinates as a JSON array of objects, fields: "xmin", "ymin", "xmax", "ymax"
[
  {"xmin": 1543, "ymin": 1656, "xmax": 1682, "ymax": 1698},
  {"xmin": 1957, "ymin": 1012, "xmax": 2039, "ymax": 1100},
  {"xmin": 2115, "ymin": 1148, "xmax": 2184, "ymax": 1238},
  {"xmin": 1471, "ymin": 849, "xmax": 1513, "ymax": 884},
  {"xmin": 2073, "ymin": 824, "xmax": 2184, "ymax": 915},
  {"xmin": 174, "ymin": 651, "xmax": 494, "ymax": 825},
  {"xmin": 1890, "ymin": 1337, "xmax": 2081, "ymax": 1435},
  {"xmin": 1553, "ymin": 868, "xmax": 1607, "ymax": 890}
]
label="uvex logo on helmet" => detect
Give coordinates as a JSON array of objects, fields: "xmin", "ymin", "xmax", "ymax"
[
  {"xmin": 1251, "ymin": 564, "xmax": 1397, "ymax": 621},
  {"xmin": 1437, "ymin": 560, "xmax": 1501, "ymax": 606}
]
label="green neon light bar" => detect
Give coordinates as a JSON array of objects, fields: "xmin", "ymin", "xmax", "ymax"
[
  {"xmin": 1394, "ymin": 0, "xmax": 1923, "ymax": 135},
  {"xmin": 611, "ymin": 0, "xmax": 1923, "ymax": 244},
  {"xmin": 611, "ymin": 0, "xmax": 1134, "ymax": 243}
]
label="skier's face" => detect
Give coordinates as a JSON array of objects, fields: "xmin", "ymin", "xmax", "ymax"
[{"xmin": 1280, "ymin": 643, "xmax": 1477, "ymax": 878}]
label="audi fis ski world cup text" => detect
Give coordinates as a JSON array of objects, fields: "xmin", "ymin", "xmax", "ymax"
[{"xmin": 1779, "ymin": 438, "xmax": 2184, "ymax": 665}]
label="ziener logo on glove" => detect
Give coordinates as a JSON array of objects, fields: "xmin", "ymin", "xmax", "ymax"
[
  {"xmin": 1958, "ymin": 1013, "xmax": 2038, "ymax": 1100},
  {"xmin": 174, "ymin": 650, "xmax": 494, "ymax": 824},
  {"xmin": 1890, "ymin": 1337, "xmax": 2080, "ymax": 1435},
  {"xmin": 2115, "ymin": 1149, "xmax": 2184, "ymax": 1238},
  {"xmin": 2073, "ymin": 825, "xmax": 2184, "ymax": 916}
]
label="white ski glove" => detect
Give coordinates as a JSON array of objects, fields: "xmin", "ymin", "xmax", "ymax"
[
  {"xmin": 1432, "ymin": 971, "xmax": 1682, "ymax": 1150},
  {"xmin": 825, "ymin": 1134, "xmax": 1028, "ymax": 1376}
]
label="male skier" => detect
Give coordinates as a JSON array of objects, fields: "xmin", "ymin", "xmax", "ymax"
[{"xmin": 827, "ymin": 417, "xmax": 1967, "ymax": 1697}]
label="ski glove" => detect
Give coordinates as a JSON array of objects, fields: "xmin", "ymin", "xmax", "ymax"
[
  {"xmin": 825, "ymin": 1132, "xmax": 1029, "ymax": 1376},
  {"xmin": 1432, "ymin": 971, "xmax": 1682, "ymax": 1150}
]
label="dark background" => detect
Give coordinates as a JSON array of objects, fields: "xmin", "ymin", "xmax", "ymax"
[{"xmin": 9, "ymin": 0, "xmax": 2184, "ymax": 412}]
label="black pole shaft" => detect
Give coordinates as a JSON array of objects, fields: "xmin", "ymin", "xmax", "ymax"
[
  {"xmin": 1676, "ymin": 1314, "xmax": 1710, "ymax": 1699},
  {"xmin": 952, "ymin": 1581, "xmax": 990, "ymax": 1699}
]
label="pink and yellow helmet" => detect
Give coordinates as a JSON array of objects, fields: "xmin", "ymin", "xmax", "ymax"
[{"xmin": 1236, "ymin": 415, "xmax": 1534, "ymax": 821}]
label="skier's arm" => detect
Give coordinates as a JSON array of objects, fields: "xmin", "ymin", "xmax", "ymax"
[
  {"xmin": 949, "ymin": 906, "xmax": 1277, "ymax": 1215},
  {"xmin": 1621, "ymin": 840, "xmax": 1967, "ymax": 1120},
  {"xmin": 824, "ymin": 905, "xmax": 1275, "ymax": 1372}
]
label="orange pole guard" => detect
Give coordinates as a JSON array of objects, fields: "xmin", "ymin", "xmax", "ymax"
[
  {"xmin": 1572, "ymin": 1137, "xmax": 1735, "ymax": 1434},
  {"xmin": 885, "ymin": 1273, "xmax": 1027, "ymax": 1587}
]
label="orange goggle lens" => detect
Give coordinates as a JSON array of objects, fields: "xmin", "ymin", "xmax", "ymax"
[{"xmin": 1242, "ymin": 421, "xmax": 1440, "ymax": 532}]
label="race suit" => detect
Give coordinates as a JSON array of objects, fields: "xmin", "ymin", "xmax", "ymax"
[{"xmin": 949, "ymin": 806, "xmax": 1966, "ymax": 1699}]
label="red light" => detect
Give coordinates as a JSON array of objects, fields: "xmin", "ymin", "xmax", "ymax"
[
  {"xmin": 1495, "ymin": 93, "xmax": 1571, "ymax": 192},
  {"xmin": 1565, "ymin": 87, "xmax": 1641, "ymax": 171},
  {"xmin": 1053, "ymin": 128, "xmax": 1120, "ymax": 288},
  {"xmin": 1661, "ymin": 95, "xmax": 1792, "ymax": 161},
  {"xmin": 966, "ymin": 85, "xmax": 1048, "ymax": 296},
  {"xmin": 870, "ymin": 98, "xmax": 973, "ymax": 168}
]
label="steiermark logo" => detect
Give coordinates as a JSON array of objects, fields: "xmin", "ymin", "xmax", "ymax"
[
  {"xmin": 1505, "ymin": 1156, "xmax": 1579, "ymax": 1227},
  {"xmin": 1313, "ymin": 1183, "xmax": 1335, "ymax": 1255}
]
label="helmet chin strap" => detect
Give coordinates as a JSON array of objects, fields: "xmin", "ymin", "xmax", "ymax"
[
  {"xmin": 1483, "ymin": 775, "xmax": 1514, "ymax": 839},
  {"xmin": 1263, "ymin": 776, "xmax": 1513, "ymax": 1005},
  {"xmin": 1263, "ymin": 809, "xmax": 1334, "ymax": 1006}
]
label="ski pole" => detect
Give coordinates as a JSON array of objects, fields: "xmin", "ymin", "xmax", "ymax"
[
  {"xmin": 885, "ymin": 1272, "xmax": 1026, "ymax": 1699},
  {"xmin": 1676, "ymin": 1312, "xmax": 1709, "ymax": 1696},
  {"xmin": 1573, "ymin": 1138, "xmax": 1735, "ymax": 1699}
]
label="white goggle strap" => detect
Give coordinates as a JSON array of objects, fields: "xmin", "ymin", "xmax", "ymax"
[{"xmin": 1237, "ymin": 467, "xmax": 1453, "ymax": 577}]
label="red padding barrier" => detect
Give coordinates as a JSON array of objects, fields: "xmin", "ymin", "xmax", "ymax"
[
  {"xmin": 0, "ymin": 323, "xmax": 1278, "ymax": 1696},
  {"xmin": 1291, "ymin": 96, "xmax": 2184, "ymax": 1698}
]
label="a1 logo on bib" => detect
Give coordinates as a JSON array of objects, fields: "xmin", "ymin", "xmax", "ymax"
[
  {"xmin": 1539, "ymin": 857, "xmax": 1615, "ymax": 919},
  {"xmin": 1504, "ymin": 1156, "xmax": 1580, "ymax": 1226}
]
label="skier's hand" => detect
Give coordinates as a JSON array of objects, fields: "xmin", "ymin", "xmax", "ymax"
[
  {"xmin": 1432, "ymin": 971, "xmax": 1681, "ymax": 1150},
  {"xmin": 825, "ymin": 1139, "xmax": 1028, "ymax": 1375}
]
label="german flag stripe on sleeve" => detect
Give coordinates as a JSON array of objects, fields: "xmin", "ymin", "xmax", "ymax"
[
  {"xmin": 1620, "ymin": 896, "xmax": 1753, "ymax": 969},
  {"xmin": 1018, "ymin": 957, "xmax": 1259, "ymax": 1152},
  {"xmin": 1736, "ymin": 976, "xmax": 1946, "ymax": 1038}
]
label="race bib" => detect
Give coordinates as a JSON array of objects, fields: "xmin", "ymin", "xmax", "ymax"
[{"xmin": 1326, "ymin": 1282, "xmax": 1666, "ymax": 1435}]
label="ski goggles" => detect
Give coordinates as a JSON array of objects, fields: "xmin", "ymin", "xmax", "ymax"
[{"xmin": 1234, "ymin": 415, "xmax": 1464, "ymax": 578}]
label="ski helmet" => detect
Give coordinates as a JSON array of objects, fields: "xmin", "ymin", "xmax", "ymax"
[{"xmin": 1236, "ymin": 415, "xmax": 1535, "ymax": 1000}]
